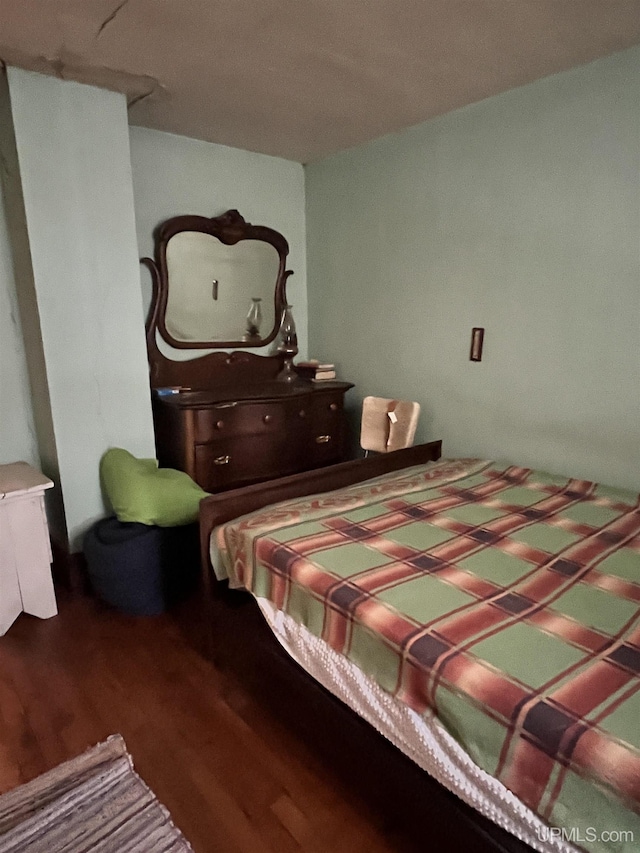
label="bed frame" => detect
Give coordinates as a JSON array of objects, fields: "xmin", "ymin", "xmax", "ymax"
[{"xmin": 197, "ymin": 442, "xmax": 536, "ymax": 852}]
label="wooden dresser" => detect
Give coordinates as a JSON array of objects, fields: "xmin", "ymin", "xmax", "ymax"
[
  {"xmin": 141, "ymin": 209, "xmax": 354, "ymax": 494},
  {"xmin": 153, "ymin": 379, "xmax": 353, "ymax": 493}
]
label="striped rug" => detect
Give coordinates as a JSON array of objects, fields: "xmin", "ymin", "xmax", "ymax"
[{"xmin": 0, "ymin": 734, "xmax": 194, "ymax": 852}]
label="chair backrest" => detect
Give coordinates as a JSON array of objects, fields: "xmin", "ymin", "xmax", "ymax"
[{"xmin": 360, "ymin": 396, "xmax": 421, "ymax": 454}]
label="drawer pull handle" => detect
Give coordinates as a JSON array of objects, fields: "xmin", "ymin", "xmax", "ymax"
[
  {"xmin": 299, "ymin": 409, "xmax": 306, "ymax": 418},
  {"xmin": 215, "ymin": 420, "xmax": 224, "ymax": 430},
  {"xmin": 263, "ymin": 414, "xmax": 272, "ymax": 424},
  {"xmin": 213, "ymin": 455, "xmax": 230, "ymax": 465},
  {"xmin": 316, "ymin": 435, "xmax": 331, "ymax": 444},
  {"xmin": 329, "ymin": 403, "xmax": 339, "ymax": 411}
]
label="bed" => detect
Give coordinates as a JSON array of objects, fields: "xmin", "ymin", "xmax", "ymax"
[{"xmin": 198, "ymin": 442, "xmax": 640, "ymax": 853}]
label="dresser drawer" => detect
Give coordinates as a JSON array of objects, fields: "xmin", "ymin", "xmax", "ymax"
[
  {"xmin": 308, "ymin": 393, "xmax": 345, "ymax": 453},
  {"xmin": 299, "ymin": 392, "xmax": 346, "ymax": 467},
  {"xmin": 195, "ymin": 436, "xmax": 300, "ymax": 492},
  {"xmin": 308, "ymin": 391, "xmax": 345, "ymax": 427},
  {"xmin": 305, "ymin": 432, "xmax": 344, "ymax": 468},
  {"xmin": 194, "ymin": 401, "xmax": 286, "ymax": 444}
]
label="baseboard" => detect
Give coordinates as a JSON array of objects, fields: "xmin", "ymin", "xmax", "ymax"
[{"xmin": 51, "ymin": 539, "xmax": 91, "ymax": 596}]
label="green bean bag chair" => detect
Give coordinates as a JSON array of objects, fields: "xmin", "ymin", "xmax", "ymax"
[{"xmin": 100, "ymin": 448, "xmax": 208, "ymax": 527}]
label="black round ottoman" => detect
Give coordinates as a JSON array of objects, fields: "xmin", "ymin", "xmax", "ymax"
[{"xmin": 83, "ymin": 517, "xmax": 166, "ymax": 616}]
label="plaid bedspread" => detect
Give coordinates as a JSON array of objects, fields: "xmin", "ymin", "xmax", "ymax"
[{"xmin": 214, "ymin": 459, "xmax": 640, "ymax": 851}]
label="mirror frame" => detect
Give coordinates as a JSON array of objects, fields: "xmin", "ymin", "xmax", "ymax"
[{"xmin": 141, "ymin": 209, "xmax": 292, "ymax": 350}]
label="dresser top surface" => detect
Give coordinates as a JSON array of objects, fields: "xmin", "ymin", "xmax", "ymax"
[{"xmin": 154, "ymin": 380, "xmax": 354, "ymax": 408}]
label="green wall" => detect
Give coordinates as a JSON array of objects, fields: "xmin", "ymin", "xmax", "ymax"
[
  {"xmin": 305, "ymin": 47, "xmax": 640, "ymax": 490},
  {"xmin": 0, "ymin": 179, "xmax": 38, "ymax": 466},
  {"xmin": 2, "ymin": 69, "xmax": 157, "ymax": 548}
]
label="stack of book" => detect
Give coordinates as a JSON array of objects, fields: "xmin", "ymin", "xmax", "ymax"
[{"xmin": 295, "ymin": 361, "xmax": 336, "ymax": 381}]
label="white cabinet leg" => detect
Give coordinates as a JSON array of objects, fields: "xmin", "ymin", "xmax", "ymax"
[
  {"xmin": 5, "ymin": 497, "xmax": 58, "ymax": 620},
  {"xmin": 0, "ymin": 463, "xmax": 57, "ymax": 628},
  {"xmin": 0, "ymin": 511, "xmax": 23, "ymax": 635}
]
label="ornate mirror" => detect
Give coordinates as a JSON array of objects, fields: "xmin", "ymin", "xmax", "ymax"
[{"xmin": 142, "ymin": 209, "xmax": 291, "ymax": 350}]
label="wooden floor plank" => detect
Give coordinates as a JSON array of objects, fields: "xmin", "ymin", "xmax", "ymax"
[{"xmin": 0, "ymin": 592, "xmax": 402, "ymax": 852}]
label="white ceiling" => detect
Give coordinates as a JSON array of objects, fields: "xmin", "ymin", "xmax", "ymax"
[{"xmin": 1, "ymin": 0, "xmax": 639, "ymax": 163}]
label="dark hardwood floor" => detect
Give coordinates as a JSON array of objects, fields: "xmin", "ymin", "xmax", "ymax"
[{"xmin": 0, "ymin": 589, "xmax": 415, "ymax": 853}]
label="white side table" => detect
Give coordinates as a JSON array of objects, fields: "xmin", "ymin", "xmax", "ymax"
[{"xmin": 0, "ymin": 462, "xmax": 57, "ymax": 635}]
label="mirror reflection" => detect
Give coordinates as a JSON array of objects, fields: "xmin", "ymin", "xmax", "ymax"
[{"xmin": 164, "ymin": 232, "xmax": 280, "ymax": 344}]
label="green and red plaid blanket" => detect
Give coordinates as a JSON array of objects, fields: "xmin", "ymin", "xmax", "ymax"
[{"xmin": 214, "ymin": 459, "xmax": 640, "ymax": 851}]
